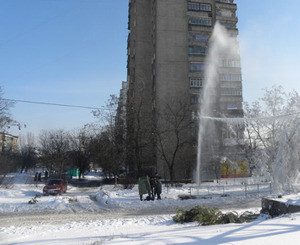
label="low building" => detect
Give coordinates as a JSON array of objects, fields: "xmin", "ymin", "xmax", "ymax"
[{"xmin": 0, "ymin": 132, "xmax": 18, "ymax": 153}]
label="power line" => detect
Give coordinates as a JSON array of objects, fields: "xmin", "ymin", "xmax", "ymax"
[{"xmin": 3, "ymin": 98, "xmax": 111, "ymax": 110}]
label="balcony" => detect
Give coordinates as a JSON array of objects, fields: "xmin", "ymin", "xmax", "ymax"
[
  {"xmin": 188, "ymin": 45, "xmax": 208, "ymax": 56},
  {"xmin": 188, "ymin": 17, "xmax": 212, "ymax": 27},
  {"xmin": 215, "ymin": 1, "xmax": 237, "ymax": 10},
  {"xmin": 216, "ymin": 0, "xmax": 235, "ymax": 4},
  {"xmin": 216, "ymin": 9, "xmax": 238, "ymax": 22},
  {"xmin": 187, "ymin": 2, "xmax": 212, "ymax": 12}
]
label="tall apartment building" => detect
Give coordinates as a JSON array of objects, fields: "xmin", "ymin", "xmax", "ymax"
[
  {"xmin": 116, "ymin": 81, "xmax": 129, "ymax": 131},
  {"xmin": 126, "ymin": 0, "xmax": 243, "ymax": 180}
]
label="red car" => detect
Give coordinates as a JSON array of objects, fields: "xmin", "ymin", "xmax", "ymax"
[{"xmin": 43, "ymin": 179, "xmax": 67, "ymax": 195}]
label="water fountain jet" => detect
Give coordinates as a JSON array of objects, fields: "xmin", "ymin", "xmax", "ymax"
[{"xmin": 196, "ymin": 22, "xmax": 240, "ymax": 186}]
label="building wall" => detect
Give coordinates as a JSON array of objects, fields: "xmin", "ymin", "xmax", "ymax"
[
  {"xmin": 126, "ymin": 0, "xmax": 243, "ymax": 180},
  {"xmin": 126, "ymin": 0, "xmax": 156, "ymax": 176},
  {"xmin": 0, "ymin": 133, "xmax": 18, "ymax": 153}
]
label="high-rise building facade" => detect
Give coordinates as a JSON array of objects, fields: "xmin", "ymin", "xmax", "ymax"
[{"xmin": 126, "ymin": 0, "xmax": 243, "ymax": 180}]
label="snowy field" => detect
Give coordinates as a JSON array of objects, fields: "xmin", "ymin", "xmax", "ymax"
[{"xmin": 0, "ymin": 173, "xmax": 300, "ymax": 244}]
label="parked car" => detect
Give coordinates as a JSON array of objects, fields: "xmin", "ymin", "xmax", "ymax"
[{"xmin": 43, "ymin": 179, "xmax": 67, "ymax": 195}]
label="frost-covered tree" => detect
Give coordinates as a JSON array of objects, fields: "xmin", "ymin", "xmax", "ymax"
[
  {"xmin": 244, "ymin": 85, "xmax": 300, "ymax": 193},
  {"xmin": 272, "ymin": 124, "xmax": 300, "ymax": 194}
]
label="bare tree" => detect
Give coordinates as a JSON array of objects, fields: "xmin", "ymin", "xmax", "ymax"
[
  {"xmin": 0, "ymin": 87, "xmax": 14, "ymax": 130},
  {"xmin": 88, "ymin": 130, "xmax": 123, "ymax": 185},
  {"xmin": 0, "ymin": 154, "xmax": 18, "ymax": 185},
  {"xmin": 126, "ymin": 97, "xmax": 155, "ymax": 177},
  {"xmin": 68, "ymin": 129, "xmax": 90, "ymax": 179},
  {"xmin": 18, "ymin": 133, "xmax": 37, "ymax": 173},
  {"xmin": 38, "ymin": 130, "xmax": 70, "ymax": 176},
  {"xmin": 90, "ymin": 95, "xmax": 125, "ymax": 184},
  {"xmin": 0, "ymin": 86, "xmax": 20, "ymax": 183},
  {"xmin": 155, "ymin": 100, "xmax": 195, "ymax": 182}
]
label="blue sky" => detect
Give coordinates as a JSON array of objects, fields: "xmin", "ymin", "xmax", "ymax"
[
  {"xmin": 1, "ymin": 0, "xmax": 300, "ymax": 137},
  {"xmin": 237, "ymin": 0, "xmax": 300, "ymax": 101}
]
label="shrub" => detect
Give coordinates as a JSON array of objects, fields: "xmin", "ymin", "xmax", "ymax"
[
  {"xmin": 173, "ymin": 206, "xmax": 259, "ymax": 226},
  {"xmin": 173, "ymin": 206, "xmax": 222, "ymax": 224},
  {"xmin": 195, "ymin": 207, "xmax": 223, "ymax": 226}
]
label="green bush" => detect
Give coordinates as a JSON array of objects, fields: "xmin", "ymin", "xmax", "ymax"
[
  {"xmin": 173, "ymin": 206, "xmax": 259, "ymax": 226},
  {"xmin": 195, "ymin": 207, "xmax": 223, "ymax": 225},
  {"xmin": 218, "ymin": 211, "xmax": 240, "ymax": 224},
  {"xmin": 239, "ymin": 211, "xmax": 261, "ymax": 222},
  {"xmin": 173, "ymin": 206, "xmax": 222, "ymax": 224}
]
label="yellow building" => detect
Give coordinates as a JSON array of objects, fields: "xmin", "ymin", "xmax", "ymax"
[{"xmin": 0, "ymin": 132, "xmax": 18, "ymax": 153}]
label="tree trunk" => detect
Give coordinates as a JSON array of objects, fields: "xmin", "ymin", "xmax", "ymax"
[
  {"xmin": 169, "ymin": 165, "xmax": 174, "ymax": 185},
  {"xmin": 114, "ymin": 175, "xmax": 118, "ymax": 186}
]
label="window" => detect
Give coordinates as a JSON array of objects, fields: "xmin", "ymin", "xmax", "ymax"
[
  {"xmin": 188, "ymin": 33, "xmax": 208, "ymax": 43},
  {"xmin": 190, "ymin": 77, "xmax": 203, "ymax": 88},
  {"xmin": 190, "ymin": 94, "xmax": 201, "ymax": 104},
  {"xmin": 216, "ymin": 0, "xmax": 234, "ymax": 3},
  {"xmin": 190, "ymin": 62, "xmax": 205, "ymax": 72},
  {"xmin": 189, "ymin": 17, "xmax": 212, "ymax": 27},
  {"xmin": 188, "ymin": 2, "xmax": 211, "ymax": 12},
  {"xmin": 221, "ymin": 103, "xmax": 238, "ymax": 110},
  {"xmin": 227, "ymin": 103, "xmax": 238, "ymax": 109},
  {"xmin": 188, "ymin": 46, "xmax": 207, "ymax": 56},
  {"xmin": 220, "ymin": 88, "xmax": 242, "ymax": 96},
  {"xmin": 219, "ymin": 59, "xmax": 241, "ymax": 68},
  {"xmin": 220, "ymin": 21, "xmax": 235, "ymax": 28},
  {"xmin": 191, "ymin": 110, "xmax": 200, "ymax": 120},
  {"xmin": 219, "ymin": 73, "xmax": 242, "ymax": 82},
  {"xmin": 216, "ymin": 9, "xmax": 233, "ymax": 17},
  {"xmin": 221, "ymin": 9, "xmax": 233, "ymax": 17}
]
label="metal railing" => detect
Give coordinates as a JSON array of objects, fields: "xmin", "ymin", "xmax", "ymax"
[{"xmin": 187, "ymin": 183, "xmax": 272, "ymax": 197}]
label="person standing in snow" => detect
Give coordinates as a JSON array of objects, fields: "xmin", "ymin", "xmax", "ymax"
[
  {"xmin": 152, "ymin": 172, "xmax": 162, "ymax": 200},
  {"xmin": 34, "ymin": 172, "xmax": 38, "ymax": 182},
  {"xmin": 138, "ymin": 176, "xmax": 151, "ymax": 201},
  {"xmin": 44, "ymin": 170, "xmax": 49, "ymax": 181},
  {"xmin": 38, "ymin": 172, "xmax": 42, "ymax": 182},
  {"xmin": 149, "ymin": 175, "xmax": 155, "ymax": 198}
]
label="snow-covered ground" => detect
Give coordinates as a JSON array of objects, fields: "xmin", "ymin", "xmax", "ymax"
[{"xmin": 0, "ymin": 172, "xmax": 300, "ymax": 244}]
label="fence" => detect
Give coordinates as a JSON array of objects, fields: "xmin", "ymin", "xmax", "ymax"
[{"xmin": 187, "ymin": 183, "xmax": 272, "ymax": 197}]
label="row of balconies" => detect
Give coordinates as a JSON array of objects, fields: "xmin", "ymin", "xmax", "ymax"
[{"xmin": 187, "ymin": 0, "xmax": 238, "ymax": 30}]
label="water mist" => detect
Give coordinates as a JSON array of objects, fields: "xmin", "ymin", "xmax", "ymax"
[{"xmin": 196, "ymin": 22, "xmax": 240, "ymax": 185}]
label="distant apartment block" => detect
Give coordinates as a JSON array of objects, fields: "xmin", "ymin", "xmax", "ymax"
[{"xmin": 0, "ymin": 132, "xmax": 18, "ymax": 153}]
